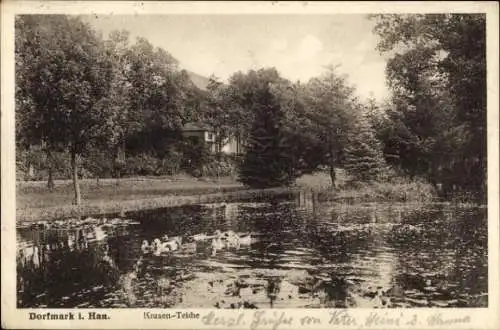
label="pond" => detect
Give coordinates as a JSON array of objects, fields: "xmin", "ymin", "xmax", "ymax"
[{"xmin": 17, "ymin": 195, "xmax": 487, "ymax": 308}]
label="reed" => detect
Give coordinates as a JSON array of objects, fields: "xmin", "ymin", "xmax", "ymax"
[
  {"xmin": 313, "ymin": 181, "xmax": 436, "ymax": 204},
  {"xmin": 296, "ymin": 172, "xmax": 437, "ymax": 204}
]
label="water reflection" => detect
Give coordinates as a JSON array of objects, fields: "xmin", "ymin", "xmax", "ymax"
[{"xmin": 17, "ymin": 197, "xmax": 487, "ymax": 308}]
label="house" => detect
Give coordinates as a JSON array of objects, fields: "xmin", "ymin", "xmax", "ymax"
[{"xmin": 181, "ymin": 122, "xmax": 244, "ymax": 155}]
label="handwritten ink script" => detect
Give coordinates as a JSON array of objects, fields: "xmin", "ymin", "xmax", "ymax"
[{"xmin": 200, "ymin": 310, "xmax": 472, "ymax": 329}]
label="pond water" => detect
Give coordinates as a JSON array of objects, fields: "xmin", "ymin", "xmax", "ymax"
[{"xmin": 17, "ymin": 196, "xmax": 487, "ymax": 308}]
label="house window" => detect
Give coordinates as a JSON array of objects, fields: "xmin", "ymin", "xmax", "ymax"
[{"xmin": 207, "ymin": 133, "xmax": 214, "ymax": 141}]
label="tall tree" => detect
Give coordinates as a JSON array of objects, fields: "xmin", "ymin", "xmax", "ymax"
[
  {"xmin": 226, "ymin": 70, "xmax": 264, "ymax": 144},
  {"xmin": 101, "ymin": 30, "xmax": 133, "ymax": 177},
  {"xmin": 301, "ymin": 66, "xmax": 357, "ymax": 187},
  {"xmin": 125, "ymin": 38, "xmax": 196, "ymax": 159},
  {"xmin": 273, "ymin": 81, "xmax": 323, "ymax": 176},
  {"xmin": 371, "ymin": 14, "xmax": 486, "ymax": 196},
  {"xmin": 16, "ymin": 15, "xmax": 115, "ymax": 204},
  {"xmin": 233, "ymin": 68, "xmax": 298, "ymax": 188}
]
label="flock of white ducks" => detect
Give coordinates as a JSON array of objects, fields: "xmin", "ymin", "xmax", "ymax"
[
  {"xmin": 210, "ymin": 230, "xmax": 252, "ymax": 255},
  {"xmin": 141, "ymin": 235, "xmax": 183, "ymax": 255},
  {"xmin": 141, "ymin": 230, "xmax": 253, "ymax": 256}
]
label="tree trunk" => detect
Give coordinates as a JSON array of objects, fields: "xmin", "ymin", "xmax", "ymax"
[
  {"xmin": 216, "ymin": 134, "xmax": 223, "ymax": 160},
  {"xmin": 329, "ymin": 162, "xmax": 336, "ymax": 189},
  {"xmin": 28, "ymin": 163, "xmax": 35, "ymax": 180},
  {"xmin": 46, "ymin": 148, "xmax": 54, "ymax": 192},
  {"xmin": 45, "ymin": 149, "xmax": 55, "ymax": 192},
  {"xmin": 328, "ymin": 136, "xmax": 336, "ymax": 189},
  {"xmin": 47, "ymin": 168, "xmax": 55, "ymax": 192},
  {"xmin": 71, "ymin": 151, "xmax": 81, "ymax": 205},
  {"xmin": 115, "ymin": 140, "xmax": 126, "ymax": 179}
]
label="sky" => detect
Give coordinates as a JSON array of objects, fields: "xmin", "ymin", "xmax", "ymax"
[{"xmin": 85, "ymin": 14, "xmax": 390, "ymax": 101}]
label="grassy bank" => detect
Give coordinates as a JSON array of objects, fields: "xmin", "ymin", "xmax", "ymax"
[
  {"xmin": 17, "ymin": 175, "xmax": 242, "ymax": 209},
  {"xmin": 16, "ymin": 171, "xmax": 440, "ymax": 223}
]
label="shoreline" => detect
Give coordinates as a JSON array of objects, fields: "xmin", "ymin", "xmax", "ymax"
[{"xmin": 16, "ymin": 185, "xmax": 486, "ymax": 224}]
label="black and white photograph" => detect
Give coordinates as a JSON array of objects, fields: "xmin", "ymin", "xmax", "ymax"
[{"xmin": 2, "ymin": 1, "xmax": 499, "ymax": 329}]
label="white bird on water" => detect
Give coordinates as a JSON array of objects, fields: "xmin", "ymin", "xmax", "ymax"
[{"xmin": 210, "ymin": 235, "xmax": 225, "ymax": 256}]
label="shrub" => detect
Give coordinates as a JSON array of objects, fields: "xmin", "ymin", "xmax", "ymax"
[
  {"xmin": 16, "ymin": 148, "xmax": 72, "ymax": 181},
  {"xmin": 337, "ymin": 176, "xmax": 436, "ymax": 203},
  {"xmin": 299, "ymin": 168, "xmax": 437, "ymax": 203},
  {"xmin": 157, "ymin": 150, "xmax": 183, "ymax": 176},
  {"xmin": 81, "ymin": 149, "xmax": 114, "ymax": 179},
  {"xmin": 181, "ymin": 137, "xmax": 211, "ymax": 175},
  {"xmin": 201, "ymin": 157, "xmax": 237, "ymax": 177},
  {"xmin": 369, "ymin": 179, "xmax": 436, "ymax": 202},
  {"xmin": 123, "ymin": 154, "xmax": 160, "ymax": 176}
]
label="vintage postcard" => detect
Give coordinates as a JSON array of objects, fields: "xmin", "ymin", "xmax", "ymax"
[{"xmin": 1, "ymin": 1, "xmax": 499, "ymax": 329}]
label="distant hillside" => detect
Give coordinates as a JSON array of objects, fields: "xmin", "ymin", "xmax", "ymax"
[{"xmin": 186, "ymin": 71, "xmax": 211, "ymax": 90}]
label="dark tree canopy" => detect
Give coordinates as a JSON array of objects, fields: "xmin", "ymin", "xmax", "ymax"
[
  {"xmin": 371, "ymin": 14, "xmax": 486, "ymax": 197},
  {"xmin": 16, "ymin": 15, "xmax": 116, "ymax": 203}
]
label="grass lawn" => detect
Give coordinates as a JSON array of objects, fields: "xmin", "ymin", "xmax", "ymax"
[
  {"xmin": 15, "ymin": 172, "xmax": 336, "ymax": 222},
  {"xmin": 17, "ymin": 171, "xmax": 340, "ymax": 210},
  {"xmin": 16, "ymin": 170, "xmax": 353, "ymax": 210},
  {"xmin": 16, "ymin": 175, "xmax": 243, "ymax": 210}
]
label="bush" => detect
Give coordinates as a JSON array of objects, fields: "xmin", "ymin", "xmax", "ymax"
[
  {"xmin": 122, "ymin": 154, "xmax": 160, "ymax": 176},
  {"xmin": 181, "ymin": 137, "xmax": 211, "ymax": 175},
  {"xmin": 16, "ymin": 148, "xmax": 72, "ymax": 181},
  {"xmin": 201, "ymin": 157, "xmax": 237, "ymax": 177},
  {"xmin": 119, "ymin": 152, "xmax": 185, "ymax": 177},
  {"xmin": 367, "ymin": 179, "xmax": 436, "ymax": 202},
  {"xmin": 299, "ymin": 168, "xmax": 437, "ymax": 203},
  {"xmin": 81, "ymin": 150, "xmax": 114, "ymax": 179},
  {"xmin": 157, "ymin": 149, "xmax": 183, "ymax": 176},
  {"xmin": 336, "ymin": 176, "xmax": 436, "ymax": 203}
]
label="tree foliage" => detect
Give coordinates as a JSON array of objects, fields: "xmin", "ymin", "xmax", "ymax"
[
  {"xmin": 371, "ymin": 14, "xmax": 486, "ymax": 197},
  {"xmin": 233, "ymin": 69, "xmax": 298, "ymax": 188},
  {"xmin": 16, "ymin": 15, "xmax": 115, "ymax": 203},
  {"xmin": 124, "ymin": 37, "xmax": 193, "ymax": 157},
  {"xmin": 299, "ymin": 67, "xmax": 358, "ymax": 187},
  {"xmin": 343, "ymin": 110, "xmax": 387, "ymax": 182},
  {"xmin": 200, "ymin": 75, "xmax": 236, "ymax": 154}
]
